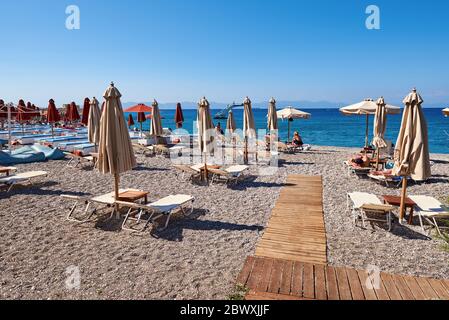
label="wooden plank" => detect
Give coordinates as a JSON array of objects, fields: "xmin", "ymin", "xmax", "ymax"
[
  {"xmin": 325, "ymin": 266, "xmax": 340, "ymax": 300},
  {"xmin": 392, "ymin": 275, "xmax": 415, "ymax": 300},
  {"xmin": 255, "ymin": 258, "xmax": 274, "ymax": 293},
  {"xmin": 245, "ymin": 290, "xmax": 304, "ymax": 301},
  {"xmin": 246, "ymin": 257, "xmax": 265, "ymax": 290},
  {"xmin": 236, "ymin": 256, "xmax": 255, "ymax": 286},
  {"xmin": 427, "ymin": 278, "xmax": 449, "ymax": 300},
  {"xmin": 380, "ymin": 273, "xmax": 402, "ymax": 300},
  {"xmin": 345, "ymin": 268, "xmax": 365, "ymax": 300},
  {"xmin": 279, "ymin": 260, "xmax": 294, "ymax": 295},
  {"xmin": 303, "ymin": 263, "xmax": 315, "ymax": 299},
  {"xmin": 415, "ymin": 277, "xmax": 439, "ymax": 300},
  {"xmin": 314, "ymin": 264, "xmax": 327, "ymax": 300},
  {"xmin": 335, "ymin": 267, "xmax": 352, "ymax": 300},
  {"xmin": 402, "ymin": 275, "xmax": 426, "ymax": 300},
  {"xmin": 356, "ymin": 269, "xmax": 378, "ymax": 300},
  {"xmin": 267, "ymin": 259, "xmax": 285, "ymax": 294},
  {"xmin": 291, "ymin": 261, "xmax": 304, "ymax": 297}
]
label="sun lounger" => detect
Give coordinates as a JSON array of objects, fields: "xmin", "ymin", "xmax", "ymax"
[
  {"xmin": 367, "ymin": 170, "xmax": 404, "ymax": 187},
  {"xmin": 347, "ymin": 192, "xmax": 394, "ymax": 231},
  {"xmin": 344, "ymin": 160, "xmax": 372, "ymax": 177},
  {"xmin": 173, "ymin": 164, "xmax": 202, "ymax": 182},
  {"xmin": 65, "ymin": 152, "xmax": 95, "ymax": 168},
  {"xmin": 209, "ymin": 165, "xmax": 249, "ymax": 185},
  {"xmin": 61, "ymin": 189, "xmax": 141, "ymax": 222},
  {"xmin": 408, "ymin": 195, "xmax": 449, "ymax": 238},
  {"xmin": 0, "ymin": 171, "xmax": 48, "ymax": 192},
  {"xmin": 117, "ymin": 194, "xmax": 195, "ymax": 231}
]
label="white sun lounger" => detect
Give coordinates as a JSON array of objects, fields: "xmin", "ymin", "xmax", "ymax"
[
  {"xmin": 117, "ymin": 194, "xmax": 195, "ymax": 232},
  {"xmin": 408, "ymin": 195, "xmax": 449, "ymax": 238},
  {"xmin": 347, "ymin": 192, "xmax": 394, "ymax": 231},
  {"xmin": 209, "ymin": 165, "xmax": 249, "ymax": 185},
  {"xmin": 61, "ymin": 188, "xmax": 142, "ymax": 223},
  {"xmin": 0, "ymin": 171, "xmax": 48, "ymax": 192}
]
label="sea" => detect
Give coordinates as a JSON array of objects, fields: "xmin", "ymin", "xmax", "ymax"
[{"xmin": 125, "ymin": 108, "xmax": 449, "ymax": 154}]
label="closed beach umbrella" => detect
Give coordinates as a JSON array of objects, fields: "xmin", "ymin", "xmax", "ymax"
[
  {"xmin": 47, "ymin": 99, "xmax": 61, "ymax": 137},
  {"xmin": 197, "ymin": 97, "xmax": 214, "ymax": 180},
  {"xmin": 175, "ymin": 103, "xmax": 184, "ymax": 128},
  {"xmin": 443, "ymin": 108, "xmax": 449, "ymax": 117},
  {"xmin": 67, "ymin": 102, "xmax": 80, "ymax": 123},
  {"xmin": 81, "ymin": 98, "xmax": 91, "ymax": 126},
  {"xmin": 393, "ymin": 89, "xmax": 431, "ymax": 221},
  {"xmin": 267, "ymin": 97, "xmax": 278, "ymax": 131},
  {"xmin": 97, "ymin": 82, "xmax": 137, "ymax": 205},
  {"xmin": 16, "ymin": 100, "xmax": 29, "ymax": 132},
  {"xmin": 243, "ymin": 97, "xmax": 256, "ymax": 164},
  {"xmin": 150, "ymin": 99, "xmax": 163, "ymax": 137},
  {"xmin": 127, "ymin": 114, "xmax": 134, "ymax": 128},
  {"xmin": 277, "ymin": 106, "xmax": 311, "ymax": 143},
  {"xmin": 340, "ymin": 99, "xmax": 400, "ymax": 147},
  {"xmin": 88, "ymin": 97, "xmax": 101, "ymax": 148},
  {"xmin": 137, "ymin": 112, "xmax": 146, "ymax": 136},
  {"xmin": 226, "ymin": 110, "xmax": 236, "ymax": 134},
  {"xmin": 372, "ymin": 97, "xmax": 388, "ymax": 169}
]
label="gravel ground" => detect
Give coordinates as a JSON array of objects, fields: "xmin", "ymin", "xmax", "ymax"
[{"xmin": 0, "ymin": 145, "xmax": 448, "ymax": 299}]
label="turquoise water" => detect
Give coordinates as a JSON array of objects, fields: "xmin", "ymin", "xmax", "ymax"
[{"xmin": 126, "ymin": 108, "xmax": 449, "ymax": 154}]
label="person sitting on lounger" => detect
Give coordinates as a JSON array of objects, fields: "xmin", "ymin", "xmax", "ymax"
[{"xmin": 292, "ymin": 131, "xmax": 304, "ymax": 147}]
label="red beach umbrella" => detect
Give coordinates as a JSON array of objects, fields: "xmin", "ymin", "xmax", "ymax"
[
  {"xmin": 67, "ymin": 102, "xmax": 80, "ymax": 122},
  {"xmin": 81, "ymin": 97, "xmax": 90, "ymax": 126},
  {"xmin": 47, "ymin": 99, "xmax": 60, "ymax": 136},
  {"xmin": 128, "ymin": 114, "xmax": 135, "ymax": 127},
  {"xmin": 175, "ymin": 103, "xmax": 184, "ymax": 128},
  {"xmin": 124, "ymin": 103, "xmax": 153, "ymax": 113}
]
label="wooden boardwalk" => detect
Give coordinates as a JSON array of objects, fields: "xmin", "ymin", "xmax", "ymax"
[
  {"xmin": 237, "ymin": 174, "xmax": 449, "ymax": 300},
  {"xmin": 255, "ymin": 175, "xmax": 327, "ymax": 265},
  {"xmin": 238, "ymin": 256, "xmax": 449, "ymax": 300}
]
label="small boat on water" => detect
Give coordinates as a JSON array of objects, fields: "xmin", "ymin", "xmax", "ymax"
[{"xmin": 214, "ymin": 102, "xmax": 244, "ymax": 119}]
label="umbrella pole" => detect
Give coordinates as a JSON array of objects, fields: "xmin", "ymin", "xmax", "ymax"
[
  {"xmin": 399, "ymin": 176, "xmax": 407, "ymax": 223},
  {"xmin": 51, "ymin": 123, "xmax": 54, "ymax": 138},
  {"xmin": 204, "ymin": 152, "xmax": 208, "ymax": 183},
  {"xmin": 365, "ymin": 114, "xmax": 369, "ymax": 148},
  {"xmin": 376, "ymin": 148, "xmax": 380, "ymax": 170},
  {"xmin": 140, "ymin": 122, "xmax": 143, "ymax": 138},
  {"xmin": 288, "ymin": 120, "xmax": 291, "ymax": 143},
  {"xmin": 7, "ymin": 105, "xmax": 11, "ymax": 152},
  {"xmin": 114, "ymin": 174, "xmax": 120, "ymax": 212}
]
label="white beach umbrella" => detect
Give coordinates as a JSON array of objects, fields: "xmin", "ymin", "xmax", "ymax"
[
  {"xmin": 197, "ymin": 97, "xmax": 215, "ymax": 181},
  {"xmin": 243, "ymin": 97, "xmax": 256, "ymax": 164},
  {"xmin": 267, "ymin": 97, "xmax": 278, "ymax": 131},
  {"xmin": 277, "ymin": 106, "xmax": 311, "ymax": 143},
  {"xmin": 150, "ymin": 99, "xmax": 163, "ymax": 137},
  {"xmin": 340, "ymin": 99, "xmax": 401, "ymax": 147},
  {"xmin": 443, "ymin": 108, "xmax": 449, "ymax": 117},
  {"xmin": 393, "ymin": 89, "xmax": 431, "ymax": 221}
]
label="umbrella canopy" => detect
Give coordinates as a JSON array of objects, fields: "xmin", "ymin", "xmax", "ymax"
[
  {"xmin": 124, "ymin": 103, "xmax": 153, "ymax": 113},
  {"xmin": 226, "ymin": 110, "xmax": 236, "ymax": 134},
  {"xmin": 443, "ymin": 108, "xmax": 449, "ymax": 117},
  {"xmin": 88, "ymin": 97, "xmax": 101, "ymax": 145},
  {"xmin": 340, "ymin": 99, "xmax": 400, "ymax": 147},
  {"xmin": 81, "ymin": 98, "xmax": 91, "ymax": 126},
  {"xmin": 197, "ymin": 97, "xmax": 215, "ymax": 154},
  {"xmin": 127, "ymin": 114, "xmax": 135, "ymax": 127},
  {"xmin": 393, "ymin": 89, "xmax": 431, "ymax": 181},
  {"xmin": 150, "ymin": 99, "xmax": 163, "ymax": 136},
  {"xmin": 243, "ymin": 97, "xmax": 256, "ymax": 138},
  {"xmin": 0, "ymin": 100, "xmax": 17, "ymax": 120},
  {"xmin": 97, "ymin": 82, "xmax": 137, "ymax": 201},
  {"xmin": 372, "ymin": 97, "xmax": 387, "ymax": 149},
  {"xmin": 47, "ymin": 99, "xmax": 61, "ymax": 123},
  {"xmin": 137, "ymin": 112, "xmax": 146, "ymax": 123},
  {"xmin": 340, "ymin": 99, "xmax": 401, "ymax": 115},
  {"xmin": 16, "ymin": 100, "xmax": 30, "ymax": 123},
  {"xmin": 175, "ymin": 103, "xmax": 184, "ymax": 128},
  {"xmin": 66, "ymin": 102, "xmax": 80, "ymax": 122},
  {"xmin": 267, "ymin": 97, "xmax": 278, "ymax": 131},
  {"xmin": 393, "ymin": 89, "xmax": 431, "ymax": 222},
  {"xmin": 277, "ymin": 106, "xmax": 311, "ymax": 142}
]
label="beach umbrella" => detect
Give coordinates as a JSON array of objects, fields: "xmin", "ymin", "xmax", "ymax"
[
  {"xmin": 81, "ymin": 98, "xmax": 91, "ymax": 126},
  {"xmin": 197, "ymin": 97, "xmax": 215, "ymax": 181},
  {"xmin": 243, "ymin": 97, "xmax": 256, "ymax": 164},
  {"xmin": 372, "ymin": 97, "xmax": 388, "ymax": 168},
  {"xmin": 392, "ymin": 89, "xmax": 431, "ymax": 222},
  {"xmin": 47, "ymin": 99, "xmax": 61, "ymax": 137},
  {"xmin": 443, "ymin": 108, "xmax": 449, "ymax": 117},
  {"xmin": 175, "ymin": 103, "xmax": 184, "ymax": 128},
  {"xmin": 340, "ymin": 99, "xmax": 400, "ymax": 147},
  {"xmin": 88, "ymin": 97, "xmax": 101, "ymax": 150},
  {"xmin": 267, "ymin": 97, "xmax": 278, "ymax": 131},
  {"xmin": 150, "ymin": 99, "xmax": 163, "ymax": 138},
  {"xmin": 124, "ymin": 103, "xmax": 153, "ymax": 137},
  {"xmin": 277, "ymin": 106, "xmax": 311, "ymax": 143},
  {"xmin": 66, "ymin": 102, "xmax": 80, "ymax": 123},
  {"xmin": 127, "ymin": 114, "xmax": 135, "ymax": 128},
  {"xmin": 226, "ymin": 110, "xmax": 236, "ymax": 134},
  {"xmin": 97, "ymin": 82, "xmax": 137, "ymax": 207},
  {"xmin": 16, "ymin": 100, "xmax": 30, "ymax": 133}
]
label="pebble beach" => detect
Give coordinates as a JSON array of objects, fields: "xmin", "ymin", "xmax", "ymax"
[{"xmin": 0, "ymin": 146, "xmax": 448, "ymax": 299}]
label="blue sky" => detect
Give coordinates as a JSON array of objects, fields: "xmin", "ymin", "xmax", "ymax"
[{"xmin": 1, "ymin": 0, "xmax": 448, "ymax": 108}]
